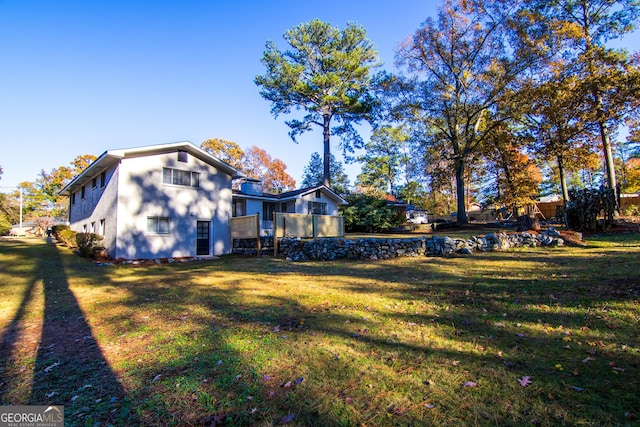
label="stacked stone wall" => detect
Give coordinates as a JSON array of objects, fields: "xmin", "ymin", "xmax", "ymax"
[{"xmin": 277, "ymin": 229, "xmax": 565, "ymax": 261}]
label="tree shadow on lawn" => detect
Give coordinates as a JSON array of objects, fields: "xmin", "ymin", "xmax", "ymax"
[
  {"xmin": 0, "ymin": 239, "xmax": 137, "ymax": 425},
  {"xmin": 0, "ymin": 240, "xmax": 42, "ymax": 404},
  {"xmin": 72, "ymin": 246, "xmax": 639, "ymax": 425}
]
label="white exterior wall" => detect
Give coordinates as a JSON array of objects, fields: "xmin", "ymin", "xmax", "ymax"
[
  {"xmin": 112, "ymin": 152, "xmax": 232, "ymax": 259},
  {"xmin": 295, "ymin": 192, "xmax": 340, "ymax": 215},
  {"xmin": 68, "ymin": 165, "xmax": 119, "ymax": 256}
]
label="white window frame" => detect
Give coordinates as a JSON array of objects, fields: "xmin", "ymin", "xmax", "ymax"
[
  {"xmin": 147, "ymin": 217, "xmax": 171, "ymax": 235},
  {"xmin": 162, "ymin": 168, "xmax": 200, "ymax": 188},
  {"xmin": 308, "ymin": 201, "xmax": 327, "ymax": 215}
]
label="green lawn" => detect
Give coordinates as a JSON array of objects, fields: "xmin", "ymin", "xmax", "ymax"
[{"xmin": 0, "ymin": 234, "xmax": 638, "ymax": 426}]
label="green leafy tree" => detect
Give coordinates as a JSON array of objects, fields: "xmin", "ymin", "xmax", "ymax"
[
  {"xmin": 300, "ymin": 152, "xmax": 350, "ymax": 196},
  {"xmin": 520, "ymin": 70, "xmax": 597, "ymax": 203},
  {"xmin": 340, "ymin": 194, "xmax": 404, "ymax": 233},
  {"xmin": 20, "ymin": 154, "xmax": 96, "ymax": 219},
  {"xmin": 482, "ymin": 124, "xmax": 542, "ymax": 213},
  {"xmin": 0, "ymin": 213, "xmax": 10, "ymax": 235},
  {"xmin": 395, "ymin": 0, "xmax": 531, "ymax": 224},
  {"xmin": 534, "ymin": 0, "xmax": 640, "ymax": 199},
  {"xmin": 255, "ymin": 19, "xmax": 381, "ymax": 187},
  {"xmin": 356, "ymin": 125, "xmax": 410, "ymax": 196}
]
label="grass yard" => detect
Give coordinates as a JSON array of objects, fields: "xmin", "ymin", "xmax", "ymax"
[{"xmin": 0, "ymin": 233, "xmax": 639, "ymax": 426}]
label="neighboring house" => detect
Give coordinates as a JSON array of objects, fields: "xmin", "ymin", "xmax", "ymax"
[
  {"xmin": 232, "ymin": 178, "xmax": 348, "ymax": 234},
  {"xmin": 59, "ymin": 142, "xmax": 241, "ymax": 259},
  {"xmin": 9, "ymin": 221, "xmax": 36, "ymax": 236}
]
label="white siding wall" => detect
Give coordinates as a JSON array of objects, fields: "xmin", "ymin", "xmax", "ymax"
[
  {"xmin": 68, "ymin": 165, "xmax": 119, "ymax": 256},
  {"xmin": 295, "ymin": 192, "xmax": 340, "ymax": 215},
  {"xmin": 112, "ymin": 152, "xmax": 232, "ymax": 259}
]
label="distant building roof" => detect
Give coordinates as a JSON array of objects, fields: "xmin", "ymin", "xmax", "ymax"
[{"xmin": 538, "ymin": 194, "xmax": 562, "ymax": 203}]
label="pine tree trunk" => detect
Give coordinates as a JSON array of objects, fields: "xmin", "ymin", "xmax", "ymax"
[
  {"xmin": 323, "ymin": 115, "xmax": 331, "ymax": 187},
  {"xmin": 599, "ymin": 120, "xmax": 617, "ymax": 195}
]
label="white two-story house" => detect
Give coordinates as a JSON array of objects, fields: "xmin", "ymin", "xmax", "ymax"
[{"xmin": 59, "ymin": 141, "xmax": 241, "ymax": 259}]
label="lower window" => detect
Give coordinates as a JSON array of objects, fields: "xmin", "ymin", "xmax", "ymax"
[{"xmin": 147, "ymin": 217, "xmax": 171, "ymax": 234}]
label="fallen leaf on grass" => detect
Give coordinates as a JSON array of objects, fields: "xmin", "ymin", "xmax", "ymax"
[
  {"xmin": 570, "ymin": 386, "xmax": 584, "ymax": 391},
  {"xmin": 45, "ymin": 391, "xmax": 56, "ymax": 398},
  {"xmin": 281, "ymin": 413, "xmax": 295, "ymax": 424},
  {"xmin": 463, "ymin": 381, "xmax": 478, "ymax": 387},
  {"xmin": 424, "ymin": 403, "xmax": 436, "ymax": 409},
  {"xmin": 250, "ymin": 408, "xmax": 257, "ymax": 414},
  {"xmin": 517, "ymin": 376, "xmax": 533, "ymax": 387},
  {"xmin": 44, "ymin": 362, "xmax": 60, "ymax": 373},
  {"xmin": 294, "ymin": 377, "xmax": 304, "ymax": 385},
  {"xmin": 152, "ymin": 374, "xmax": 162, "ymax": 382}
]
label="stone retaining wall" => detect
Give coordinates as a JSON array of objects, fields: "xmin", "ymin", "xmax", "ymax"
[{"xmin": 277, "ymin": 229, "xmax": 565, "ymax": 261}]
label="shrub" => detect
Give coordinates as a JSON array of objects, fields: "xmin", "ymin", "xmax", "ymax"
[
  {"xmin": 51, "ymin": 224, "xmax": 70, "ymax": 241},
  {"xmin": 76, "ymin": 233, "xmax": 104, "ymax": 258},
  {"xmin": 341, "ymin": 194, "xmax": 404, "ymax": 233},
  {"xmin": 0, "ymin": 214, "xmax": 11, "ymax": 236},
  {"xmin": 58, "ymin": 229, "xmax": 78, "ymax": 248},
  {"xmin": 565, "ymin": 186, "xmax": 616, "ymax": 231},
  {"xmin": 623, "ymin": 205, "xmax": 640, "ymax": 216}
]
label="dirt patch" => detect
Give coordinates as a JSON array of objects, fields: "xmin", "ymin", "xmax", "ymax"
[{"xmin": 580, "ymin": 216, "xmax": 640, "ymax": 237}]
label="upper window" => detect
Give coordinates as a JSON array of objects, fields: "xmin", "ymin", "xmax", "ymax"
[
  {"xmin": 80, "ymin": 186, "xmax": 86, "ymax": 200},
  {"xmin": 163, "ymin": 168, "xmax": 200, "ymax": 188},
  {"xmin": 71, "ymin": 192, "xmax": 76, "ymax": 205},
  {"xmin": 308, "ymin": 201, "xmax": 327, "ymax": 215},
  {"xmin": 178, "ymin": 150, "xmax": 188, "ymax": 163},
  {"xmin": 92, "ymin": 177, "xmax": 97, "ymax": 188},
  {"xmin": 100, "ymin": 171, "xmax": 106, "ymax": 188}
]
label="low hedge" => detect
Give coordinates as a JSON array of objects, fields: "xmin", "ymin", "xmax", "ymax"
[
  {"xmin": 58, "ymin": 229, "xmax": 77, "ymax": 248},
  {"xmin": 76, "ymin": 233, "xmax": 104, "ymax": 258}
]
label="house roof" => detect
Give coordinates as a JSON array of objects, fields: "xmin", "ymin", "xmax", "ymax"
[
  {"xmin": 59, "ymin": 141, "xmax": 243, "ymax": 196},
  {"xmin": 233, "ymin": 185, "xmax": 348, "ymax": 205},
  {"xmin": 538, "ymin": 194, "xmax": 562, "ymax": 203}
]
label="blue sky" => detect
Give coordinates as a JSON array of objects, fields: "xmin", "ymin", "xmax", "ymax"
[{"xmin": 0, "ymin": 1, "xmax": 638, "ymax": 190}]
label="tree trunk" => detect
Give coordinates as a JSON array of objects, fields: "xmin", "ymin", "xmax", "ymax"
[
  {"xmin": 323, "ymin": 115, "xmax": 331, "ymax": 187},
  {"xmin": 599, "ymin": 120, "xmax": 617, "ymax": 196},
  {"xmin": 557, "ymin": 155, "xmax": 569, "ymax": 203},
  {"xmin": 454, "ymin": 158, "xmax": 468, "ymax": 224}
]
